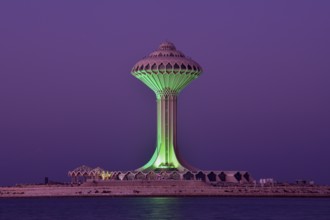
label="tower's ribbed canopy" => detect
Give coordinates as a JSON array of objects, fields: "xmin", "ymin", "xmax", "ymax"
[{"xmin": 131, "ymin": 41, "xmax": 202, "ymax": 74}]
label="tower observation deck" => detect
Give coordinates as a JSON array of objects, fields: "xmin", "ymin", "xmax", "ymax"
[{"xmin": 131, "ymin": 41, "xmax": 203, "ymax": 172}]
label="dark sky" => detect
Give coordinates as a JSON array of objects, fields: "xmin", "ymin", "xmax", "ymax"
[{"xmin": 0, "ymin": 1, "xmax": 329, "ymax": 186}]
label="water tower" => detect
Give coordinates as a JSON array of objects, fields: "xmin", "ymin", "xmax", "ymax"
[{"xmin": 131, "ymin": 42, "xmax": 202, "ymax": 172}]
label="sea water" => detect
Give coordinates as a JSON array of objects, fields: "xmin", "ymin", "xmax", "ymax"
[{"xmin": 0, "ymin": 197, "xmax": 330, "ymax": 220}]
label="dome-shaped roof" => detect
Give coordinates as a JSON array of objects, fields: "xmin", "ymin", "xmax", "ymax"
[
  {"xmin": 131, "ymin": 41, "xmax": 203, "ymax": 74},
  {"xmin": 158, "ymin": 41, "xmax": 176, "ymax": 50}
]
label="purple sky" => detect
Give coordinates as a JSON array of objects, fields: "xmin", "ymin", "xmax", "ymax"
[{"xmin": 0, "ymin": 1, "xmax": 329, "ymax": 186}]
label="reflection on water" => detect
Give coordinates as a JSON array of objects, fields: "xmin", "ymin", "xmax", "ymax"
[
  {"xmin": 145, "ymin": 197, "xmax": 181, "ymax": 220},
  {"xmin": 0, "ymin": 197, "xmax": 330, "ymax": 220},
  {"xmin": 132, "ymin": 197, "xmax": 182, "ymax": 220}
]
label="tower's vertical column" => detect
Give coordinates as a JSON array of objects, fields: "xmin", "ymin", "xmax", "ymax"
[
  {"xmin": 171, "ymin": 94, "xmax": 177, "ymax": 162},
  {"xmin": 161, "ymin": 95, "xmax": 167, "ymax": 165},
  {"xmin": 156, "ymin": 96, "xmax": 162, "ymax": 161},
  {"xmin": 155, "ymin": 92, "xmax": 180, "ymax": 169}
]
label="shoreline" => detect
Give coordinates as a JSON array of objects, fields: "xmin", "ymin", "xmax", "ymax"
[{"xmin": 1, "ymin": 181, "xmax": 330, "ymax": 198}]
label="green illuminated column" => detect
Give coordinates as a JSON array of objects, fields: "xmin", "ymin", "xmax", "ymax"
[{"xmin": 137, "ymin": 91, "xmax": 183, "ymax": 171}]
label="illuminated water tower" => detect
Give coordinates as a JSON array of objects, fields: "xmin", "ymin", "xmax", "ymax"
[{"xmin": 131, "ymin": 42, "xmax": 202, "ymax": 172}]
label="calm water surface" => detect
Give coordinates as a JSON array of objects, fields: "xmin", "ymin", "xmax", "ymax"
[{"xmin": 0, "ymin": 197, "xmax": 330, "ymax": 220}]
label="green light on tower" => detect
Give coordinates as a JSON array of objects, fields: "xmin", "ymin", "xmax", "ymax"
[{"xmin": 131, "ymin": 42, "xmax": 203, "ymax": 172}]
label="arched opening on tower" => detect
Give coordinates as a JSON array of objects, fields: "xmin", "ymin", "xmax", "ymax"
[
  {"xmin": 151, "ymin": 63, "xmax": 157, "ymax": 70},
  {"xmin": 159, "ymin": 63, "xmax": 165, "ymax": 70}
]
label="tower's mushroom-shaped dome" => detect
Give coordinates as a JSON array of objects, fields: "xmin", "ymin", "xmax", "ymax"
[{"xmin": 131, "ymin": 41, "xmax": 202, "ymax": 74}]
